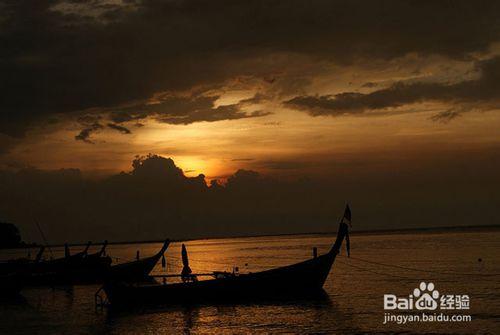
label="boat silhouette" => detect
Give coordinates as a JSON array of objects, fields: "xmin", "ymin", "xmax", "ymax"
[
  {"xmin": 1, "ymin": 240, "xmax": 170, "ymax": 290},
  {"xmin": 102, "ymin": 207, "xmax": 351, "ymax": 306},
  {"xmin": 107, "ymin": 240, "xmax": 170, "ymax": 281}
]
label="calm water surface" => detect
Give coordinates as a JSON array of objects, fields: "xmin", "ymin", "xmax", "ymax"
[{"xmin": 1, "ymin": 231, "xmax": 499, "ymax": 334}]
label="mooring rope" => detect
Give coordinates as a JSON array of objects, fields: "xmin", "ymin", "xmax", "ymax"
[
  {"xmin": 163, "ymin": 253, "xmax": 500, "ymax": 279},
  {"xmin": 342, "ymin": 255, "xmax": 500, "ymax": 277},
  {"xmin": 109, "ymin": 247, "xmax": 500, "ymax": 279},
  {"xmin": 335, "ymin": 258, "xmax": 416, "ymax": 279}
]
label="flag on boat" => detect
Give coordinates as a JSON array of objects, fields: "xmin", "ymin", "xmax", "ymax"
[
  {"xmin": 342, "ymin": 204, "xmax": 352, "ymax": 223},
  {"xmin": 342, "ymin": 204, "xmax": 351, "ymax": 257},
  {"xmin": 181, "ymin": 244, "xmax": 193, "ymax": 280},
  {"xmin": 181, "ymin": 244, "xmax": 190, "ymax": 268},
  {"xmin": 345, "ymin": 229, "xmax": 350, "ymax": 257}
]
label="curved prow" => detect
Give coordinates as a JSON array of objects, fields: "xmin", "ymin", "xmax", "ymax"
[
  {"xmin": 35, "ymin": 246, "xmax": 45, "ymax": 263},
  {"xmin": 107, "ymin": 239, "xmax": 171, "ymax": 281},
  {"xmin": 329, "ymin": 204, "xmax": 352, "ymax": 256},
  {"xmin": 329, "ymin": 221, "xmax": 349, "ymax": 255},
  {"xmin": 64, "ymin": 243, "xmax": 70, "ymax": 258},
  {"xmin": 143, "ymin": 239, "xmax": 170, "ymax": 273},
  {"xmin": 83, "ymin": 241, "xmax": 92, "ymax": 255},
  {"xmin": 157, "ymin": 239, "xmax": 170, "ymax": 259},
  {"xmin": 99, "ymin": 240, "xmax": 108, "ymax": 256},
  {"xmin": 71, "ymin": 241, "xmax": 92, "ymax": 259}
]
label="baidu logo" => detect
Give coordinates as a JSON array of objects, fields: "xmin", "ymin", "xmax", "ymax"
[
  {"xmin": 383, "ymin": 282, "xmax": 471, "ymax": 324},
  {"xmin": 413, "ymin": 282, "xmax": 439, "ymax": 310},
  {"xmin": 384, "ymin": 282, "xmax": 469, "ymax": 311}
]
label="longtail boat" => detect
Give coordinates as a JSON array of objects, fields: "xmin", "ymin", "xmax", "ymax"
[
  {"xmin": 0, "ymin": 241, "xmax": 93, "ymax": 277},
  {"xmin": 107, "ymin": 240, "xmax": 170, "ymax": 281},
  {"xmin": 21, "ymin": 241, "xmax": 112, "ymax": 286},
  {"xmin": 86, "ymin": 240, "xmax": 108, "ymax": 260},
  {"xmin": 0, "ymin": 246, "xmax": 45, "ymax": 275},
  {"xmin": 102, "ymin": 206, "xmax": 352, "ymax": 306},
  {"xmin": 1, "ymin": 240, "xmax": 169, "ymax": 290}
]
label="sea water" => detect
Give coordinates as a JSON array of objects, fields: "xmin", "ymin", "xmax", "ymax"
[{"xmin": 1, "ymin": 230, "xmax": 499, "ymax": 334}]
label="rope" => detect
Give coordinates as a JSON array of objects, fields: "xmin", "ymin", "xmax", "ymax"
[
  {"xmin": 344, "ymin": 255, "xmax": 500, "ymax": 277},
  {"xmin": 336, "ymin": 259, "xmax": 415, "ymax": 280},
  {"xmin": 165, "ymin": 254, "xmax": 250, "ymax": 267},
  {"xmin": 162, "ymin": 254, "xmax": 500, "ymax": 279},
  {"xmin": 109, "ymin": 247, "xmax": 500, "ymax": 279}
]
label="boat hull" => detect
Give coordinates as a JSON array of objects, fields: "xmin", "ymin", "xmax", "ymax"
[
  {"xmin": 0, "ymin": 274, "xmax": 24, "ymax": 297},
  {"xmin": 104, "ymin": 252, "xmax": 337, "ymax": 306},
  {"xmin": 0, "ymin": 256, "xmax": 113, "ymax": 287},
  {"xmin": 22, "ymin": 257, "xmax": 112, "ymax": 286}
]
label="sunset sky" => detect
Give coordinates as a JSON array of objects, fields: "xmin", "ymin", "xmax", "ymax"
[{"xmin": 1, "ymin": 1, "xmax": 499, "ymax": 242}]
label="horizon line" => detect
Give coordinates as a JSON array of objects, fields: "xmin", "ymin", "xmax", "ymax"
[{"xmin": 9, "ymin": 223, "xmax": 500, "ymax": 249}]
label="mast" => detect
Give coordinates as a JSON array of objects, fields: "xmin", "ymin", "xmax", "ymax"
[{"xmin": 34, "ymin": 219, "xmax": 53, "ymax": 258}]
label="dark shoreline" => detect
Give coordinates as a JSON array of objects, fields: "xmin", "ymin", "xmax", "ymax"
[{"xmin": 5, "ymin": 224, "xmax": 499, "ymax": 249}]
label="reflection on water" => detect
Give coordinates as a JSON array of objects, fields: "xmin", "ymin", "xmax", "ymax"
[
  {"xmin": 105, "ymin": 292, "xmax": 333, "ymax": 334},
  {"xmin": 1, "ymin": 231, "xmax": 499, "ymax": 334}
]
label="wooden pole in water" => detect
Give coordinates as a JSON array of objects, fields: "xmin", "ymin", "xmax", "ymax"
[{"xmin": 34, "ymin": 218, "xmax": 53, "ymax": 258}]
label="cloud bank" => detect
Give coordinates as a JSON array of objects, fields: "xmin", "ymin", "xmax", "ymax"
[
  {"xmin": 285, "ymin": 56, "xmax": 500, "ymax": 119},
  {"xmin": 2, "ymin": 0, "xmax": 500, "ymax": 136},
  {"xmin": 0, "ymin": 154, "xmax": 497, "ymax": 243}
]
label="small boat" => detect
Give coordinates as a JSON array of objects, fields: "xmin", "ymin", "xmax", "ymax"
[
  {"xmin": 103, "ymin": 206, "xmax": 352, "ymax": 306},
  {"xmin": 0, "ymin": 246, "xmax": 45, "ymax": 275},
  {"xmin": 107, "ymin": 240, "xmax": 170, "ymax": 282},
  {"xmin": 86, "ymin": 240, "xmax": 108, "ymax": 260},
  {"xmin": 0, "ymin": 246, "xmax": 43, "ymax": 293},
  {"xmin": 2, "ymin": 240, "xmax": 169, "ymax": 289},
  {"xmin": 0, "ymin": 241, "xmax": 94, "ymax": 276},
  {"xmin": 22, "ymin": 241, "xmax": 113, "ymax": 286}
]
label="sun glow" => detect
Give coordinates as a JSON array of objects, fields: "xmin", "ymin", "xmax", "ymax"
[{"xmin": 170, "ymin": 156, "xmax": 208, "ymax": 177}]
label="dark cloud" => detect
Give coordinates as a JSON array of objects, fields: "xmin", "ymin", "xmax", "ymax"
[
  {"xmin": 0, "ymin": 134, "xmax": 17, "ymax": 155},
  {"xmin": 107, "ymin": 122, "xmax": 131, "ymax": 134},
  {"xmin": 259, "ymin": 160, "xmax": 310, "ymax": 170},
  {"xmin": 74, "ymin": 114, "xmax": 104, "ymax": 143},
  {"xmin": 262, "ymin": 121, "xmax": 281, "ymax": 126},
  {"xmin": 154, "ymin": 102, "xmax": 269, "ymax": 125},
  {"xmin": 0, "ymin": 153, "xmax": 498, "ymax": 242},
  {"xmin": 429, "ymin": 110, "xmax": 462, "ymax": 123},
  {"xmin": 75, "ymin": 122, "xmax": 103, "ymax": 143},
  {"xmin": 231, "ymin": 158, "xmax": 254, "ymax": 162},
  {"xmin": 285, "ymin": 56, "xmax": 500, "ymax": 118},
  {"xmin": 239, "ymin": 93, "xmax": 269, "ymax": 105},
  {"xmin": 362, "ymin": 82, "xmax": 378, "ymax": 88},
  {"xmin": 2, "ymin": 0, "xmax": 500, "ymax": 136},
  {"xmin": 111, "ymin": 95, "xmax": 270, "ymax": 125},
  {"xmin": 109, "ymin": 111, "xmax": 147, "ymax": 124}
]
